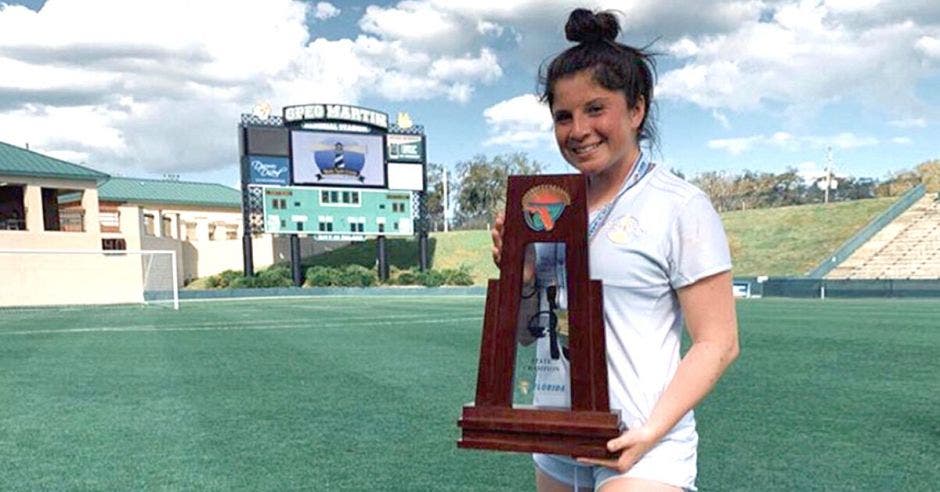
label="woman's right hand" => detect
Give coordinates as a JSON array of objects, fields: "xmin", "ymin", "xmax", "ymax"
[
  {"xmin": 492, "ymin": 211, "xmax": 536, "ymax": 284},
  {"xmin": 491, "ymin": 212, "xmax": 505, "ymax": 266}
]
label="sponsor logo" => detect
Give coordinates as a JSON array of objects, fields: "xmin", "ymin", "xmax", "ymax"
[{"xmin": 251, "ymin": 159, "xmax": 288, "ymax": 179}]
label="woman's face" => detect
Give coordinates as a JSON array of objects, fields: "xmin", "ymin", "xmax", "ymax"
[{"xmin": 551, "ymin": 70, "xmax": 644, "ymax": 178}]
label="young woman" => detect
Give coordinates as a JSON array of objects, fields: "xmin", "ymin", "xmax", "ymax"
[{"xmin": 491, "ymin": 9, "xmax": 739, "ymax": 492}]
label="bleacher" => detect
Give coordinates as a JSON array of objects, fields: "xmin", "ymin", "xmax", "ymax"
[{"xmin": 827, "ymin": 194, "xmax": 940, "ymax": 279}]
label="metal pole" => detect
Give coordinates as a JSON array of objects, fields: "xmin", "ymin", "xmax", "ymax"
[
  {"xmin": 443, "ymin": 167, "xmax": 449, "ymax": 232},
  {"xmin": 419, "ymin": 231, "xmax": 429, "ymax": 271},
  {"xmin": 290, "ymin": 234, "xmax": 302, "ymax": 287},
  {"xmin": 824, "ymin": 146, "xmax": 832, "ymax": 204},
  {"xmin": 377, "ymin": 235, "xmax": 389, "ymax": 281}
]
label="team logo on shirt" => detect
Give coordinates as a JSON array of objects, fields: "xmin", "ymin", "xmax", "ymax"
[
  {"xmin": 607, "ymin": 215, "xmax": 642, "ymax": 244},
  {"xmin": 521, "ymin": 185, "xmax": 571, "ymax": 232}
]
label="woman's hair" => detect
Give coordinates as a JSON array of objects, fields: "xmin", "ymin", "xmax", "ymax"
[{"xmin": 539, "ymin": 8, "xmax": 658, "ymax": 146}]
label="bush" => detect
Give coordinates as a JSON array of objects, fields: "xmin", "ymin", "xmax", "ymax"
[
  {"xmin": 395, "ymin": 270, "xmax": 419, "ymax": 285},
  {"xmin": 338, "ymin": 265, "xmax": 377, "ymax": 287},
  {"xmin": 417, "ymin": 270, "xmax": 445, "ymax": 287},
  {"xmin": 216, "ymin": 269, "xmax": 243, "ymax": 289},
  {"xmin": 304, "ymin": 266, "xmax": 340, "ymax": 287},
  {"xmin": 441, "ymin": 265, "xmax": 474, "ymax": 286},
  {"xmin": 228, "ymin": 275, "xmax": 257, "ymax": 289},
  {"xmin": 255, "ymin": 266, "xmax": 293, "ymax": 288}
]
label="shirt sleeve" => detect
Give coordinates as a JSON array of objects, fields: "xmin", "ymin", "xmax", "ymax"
[{"xmin": 667, "ymin": 192, "xmax": 732, "ymax": 289}]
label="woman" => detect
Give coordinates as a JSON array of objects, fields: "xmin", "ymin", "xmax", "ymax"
[{"xmin": 491, "ymin": 9, "xmax": 739, "ymax": 492}]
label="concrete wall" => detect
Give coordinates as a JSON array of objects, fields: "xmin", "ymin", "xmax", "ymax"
[{"xmin": 0, "ymin": 175, "xmax": 148, "ymax": 307}]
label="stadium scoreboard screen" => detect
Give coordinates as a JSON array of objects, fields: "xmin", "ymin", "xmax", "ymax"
[{"xmin": 239, "ymin": 103, "xmax": 426, "ymax": 239}]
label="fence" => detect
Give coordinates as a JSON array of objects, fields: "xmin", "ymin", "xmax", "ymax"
[{"xmin": 735, "ymin": 276, "xmax": 940, "ymax": 298}]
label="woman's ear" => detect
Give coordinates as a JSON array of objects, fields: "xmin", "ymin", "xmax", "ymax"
[{"xmin": 629, "ymin": 96, "xmax": 646, "ymax": 131}]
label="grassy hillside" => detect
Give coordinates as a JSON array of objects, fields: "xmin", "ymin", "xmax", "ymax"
[
  {"xmin": 426, "ymin": 197, "xmax": 896, "ymax": 282},
  {"xmin": 722, "ymin": 198, "xmax": 896, "ymax": 276},
  {"xmin": 251, "ymin": 196, "xmax": 897, "ymax": 285}
]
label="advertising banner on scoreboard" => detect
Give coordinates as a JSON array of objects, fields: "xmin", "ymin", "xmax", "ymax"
[
  {"xmin": 387, "ymin": 134, "xmax": 424, "ymax": 163},
  {"xmin": 291, "ymin": 130, "xmax": 386, "ymax": 187},
  {"xmin": 247, "ymin": 155, "xmax": 290, "ymax": 185}
]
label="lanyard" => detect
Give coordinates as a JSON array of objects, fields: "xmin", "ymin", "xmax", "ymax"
[
  {"xmin": 546, "ymin": 152, "xmax": 653, "ymax": 306},
  {"xmin": 587, "ymin": 152, "xmax": 653, "ymax": 240}
]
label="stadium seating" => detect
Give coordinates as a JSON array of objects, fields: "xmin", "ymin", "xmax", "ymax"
[{"xmin": 827, "ymin": 195, "xmax": 940, "ymax": 279}]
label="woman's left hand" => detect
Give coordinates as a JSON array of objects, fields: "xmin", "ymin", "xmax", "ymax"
[{"xmin": 576, "ymin": 425, "xmax": 658, "ymax": 473}]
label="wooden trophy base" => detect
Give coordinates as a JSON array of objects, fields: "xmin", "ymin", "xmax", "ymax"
[{"xmin": 458, "ymin": 404, "xmax": 622, "ymax": 459}]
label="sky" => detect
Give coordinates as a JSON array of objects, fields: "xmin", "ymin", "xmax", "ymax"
[{"xmin": 0, "ymin": 0, "xmax": 938, "ymax": 189}]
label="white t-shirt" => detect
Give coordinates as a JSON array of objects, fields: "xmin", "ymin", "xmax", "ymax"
[{"xmin": 531, "ymin": 164, "xmax": 731, "ymax": 488}]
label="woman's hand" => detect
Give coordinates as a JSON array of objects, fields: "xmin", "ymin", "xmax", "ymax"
[
  {"xmin": 491, "ymin": 212, "xmax": 505, "ymax": 266},
  {"xmin": 492, "ymin": 211, "xmax": 536, "ymax": 284},
  {"xmin": 576, "ymin": 425, "xmax": 659, "ymax": 473}
]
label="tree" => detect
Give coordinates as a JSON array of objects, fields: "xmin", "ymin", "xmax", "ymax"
[
  {"xmin": 453, "ymin": 152, "xmax": 544, "ymax": 229},
  {"xmin": 424, "ymin": 162, "xmax": 449, "ymax": 232}
]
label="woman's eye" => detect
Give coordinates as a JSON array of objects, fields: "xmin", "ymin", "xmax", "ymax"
[
  {"xmin": 587, "ymin": 104, "xmax": 603, "ymax": 114},
  {"xmin": 553, "ymin": 113, "xmax": 571, "ymax": 123}
]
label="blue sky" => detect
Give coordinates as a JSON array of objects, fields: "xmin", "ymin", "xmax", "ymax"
[{"xmin": 0, "ymin": 0, "xmax": 937, "ymax": 188}]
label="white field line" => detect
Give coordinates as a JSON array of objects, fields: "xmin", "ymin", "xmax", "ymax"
[
  {"xmin": 0, "ymin": 315, "xmax": 484, "ymax": 337},
  {"xmin": 178, "ymin": 294, "xmax": 486, "ymax": 304}
]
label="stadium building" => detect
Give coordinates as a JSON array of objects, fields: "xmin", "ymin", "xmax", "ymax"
[{"xmin": 0, "ymin": 141, "xmax": 303, "ymax": 307}]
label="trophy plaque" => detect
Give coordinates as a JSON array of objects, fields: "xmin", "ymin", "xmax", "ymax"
[{"xmin": 457, "ymin": 174, "xmax": 622, "ymax": 459}]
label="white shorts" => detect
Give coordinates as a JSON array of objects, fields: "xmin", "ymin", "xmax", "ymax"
[{"xmin": 532, "ymin": 432, "xmax": 698, "ymax": 491}]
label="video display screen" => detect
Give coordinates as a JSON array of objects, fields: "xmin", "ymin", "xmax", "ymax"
[{"xmin": 291, "ymin": 131, "xmax": 386, "ymax": 188}]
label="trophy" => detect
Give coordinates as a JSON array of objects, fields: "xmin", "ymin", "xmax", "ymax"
[{"xmin": 458, "ymin": 174, "xmax": 622, "ymax": 458}]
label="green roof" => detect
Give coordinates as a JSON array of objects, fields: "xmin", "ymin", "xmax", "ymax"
[
  {"xmin": 97, "ymin": 177, "xmax": 241, "ymax": 209},
  {"xmin": 0, "ymin": 141, "xmax": 109, "ymax": 182}
]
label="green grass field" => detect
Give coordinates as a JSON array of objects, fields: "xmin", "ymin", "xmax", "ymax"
[{"xmin": 1, "ymin": 297, "xmax": 937, "ymax": 490}]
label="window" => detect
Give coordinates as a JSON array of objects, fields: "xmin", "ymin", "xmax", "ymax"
[
  {"xmin": 330, "ymin": 191, "xmax": 338, "ymax": 203},
  {"xmin": 378, "ymin": 223, "xmax": 385, "ymax": 233},
  {"xmin": 143, "ymin": 214, "xmax": 156, "ymax": 236},
  {"xmin": 351, "ymin": 193, "xmax": 359, "ymax": 204},
  {"xmin": 297, "ymin": 222, "xmax": 304, "ymax": 231},
  {"xmin": 0, "ymin": 184, "xmax": 26, "ymax": 230},
  {"xmin": 41, "ymin": 188, "xmax": 86, "ymax": 232},
  {"xmin": 99, "ymin": 211, "xmax": 120, "ymax": 233},
  {"xmin": 321, "ymin": 190, "xmax": 329, "ymax": 202},
  {"xmin": 102, "ymin": 238, "xmax": 127, "ymax": 250}
]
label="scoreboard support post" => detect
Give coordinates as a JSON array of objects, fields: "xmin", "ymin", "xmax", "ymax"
[
  {"xmin": 290, "ymin": 235, "xmax": 302, "ymax": 287},
  {"xmin": 419, "ymin": 231, "xmax": 429, "ymax": 272},
  {"xmin": 377, "ymin": 235, "xmax": 389, "ymax": 282}
]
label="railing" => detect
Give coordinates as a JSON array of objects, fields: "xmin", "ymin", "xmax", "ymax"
[{"xmin": 806, "ymin": 184, "xmax": 926, "ymax": 278}]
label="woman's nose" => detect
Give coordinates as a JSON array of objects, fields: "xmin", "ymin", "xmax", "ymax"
[{"xmin": 569, "ymin": 113, "xmax": 590, "ymax": 140}]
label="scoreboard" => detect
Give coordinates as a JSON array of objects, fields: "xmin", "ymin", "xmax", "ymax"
[
  {"xmin": 239, "ymin": 103, "xmax": 426, "ymax": 240},
  {"xmin": 262, "ymin": 186, "xmax": 413, "ymax": 238}
]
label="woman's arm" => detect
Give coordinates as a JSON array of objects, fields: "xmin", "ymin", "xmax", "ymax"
[{"xmin": 579, "ymin": 270, "xmax": 739, "ymax": 472}]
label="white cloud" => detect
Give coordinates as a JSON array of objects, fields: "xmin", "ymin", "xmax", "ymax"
[
  {"xmin": 891, "ymin": 136, "xmax": 913, "ymax": 145},
  {"xmin": 915, "ymin": 35, "xmax": 940, "ymax": 59},
  {"xmin": 711, "ymin": 110, "xmax": 730, "ymax": 129},
  {"xmin": 313, "ymin": 2, "xmax": 341, "ymax": 21},
  {"xmin": 482, "ymin": 94, "xmax": 553, "ymax": 147},
  {"xmin": 0, "ymin": 0, "xmax": 506, "ymax": 174},
  {"xmin": 707, "ymin": 135, "xmax": 764, "ymax": 155},
  {"xmin": 708, "ymin": 131, "xmax": 879, "ymax": 155},
  {"xmin": 429, "ymin": 49, "xmax": 502, "ymax": 84},
  {"xmin": 888, "ymin": 117, "xmax": 928, "ymax": 128},
  {"xmin": 658, "ymin": 1, "xmax": 940, "ymax": 116}
]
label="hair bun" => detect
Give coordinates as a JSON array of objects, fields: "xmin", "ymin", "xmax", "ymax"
[{"xmin": 564, "ymin": 9, "xmax": 620, "ymax": 44}]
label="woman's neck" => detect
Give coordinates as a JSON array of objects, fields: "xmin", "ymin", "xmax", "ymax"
[{"xmin": 586, "ymin": 146, "xmax": 641, "ymax": 212}]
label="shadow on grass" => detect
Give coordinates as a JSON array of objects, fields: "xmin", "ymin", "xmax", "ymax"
[{"xmin": 300, "ymin": 237, "xmax": 437, "ymax": 270}]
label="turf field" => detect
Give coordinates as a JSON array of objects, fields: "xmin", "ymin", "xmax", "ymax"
[{"xmin": 1, "ymin": 296, "xmax": 937, "ymax": 490}]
